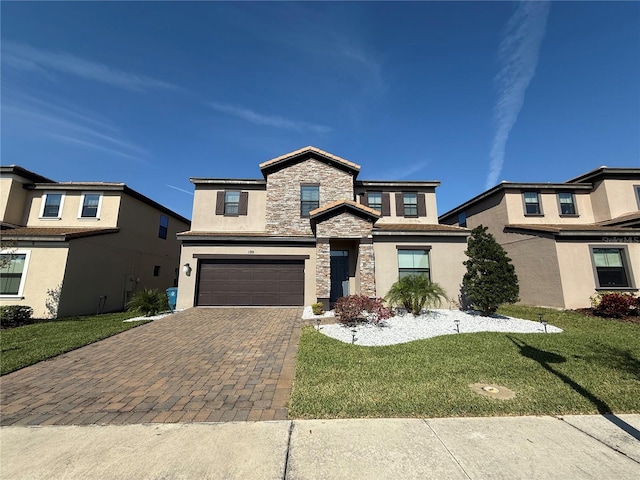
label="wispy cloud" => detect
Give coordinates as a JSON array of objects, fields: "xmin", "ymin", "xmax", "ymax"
[
  {"xmin": 486, "ymin": 1, "xmax": 550, "ymax": 189},
  {"xmin": 372, "ymin": 160, "xmax": 430, "ymax": 180},
  {"xmin": 3, "ymin": 95, "xmax": 149, "ymax": 163},
  {"xmin": 165, "ymin": 184, "xmax": 193, "ymax": 195},
  {"xmin": 209, "ymin": 101, "xmax": 331, "ymax": 134},
  {"xmin": 2, "ymin": 41, "xmax": 180, "ymax": 92}
]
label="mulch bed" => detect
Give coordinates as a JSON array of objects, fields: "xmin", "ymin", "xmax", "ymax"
[{"xmin": 574, "ymin": 308, "xmax": 640, "ymax": 325}]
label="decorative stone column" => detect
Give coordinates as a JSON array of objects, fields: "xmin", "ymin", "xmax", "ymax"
[
  {"xmin": 358, "ymin": 239, "xmax": 376, "ymax": 298},
  {"xmin": 316, "ymin": 239, "xmax": 331, "ymax": 310}
]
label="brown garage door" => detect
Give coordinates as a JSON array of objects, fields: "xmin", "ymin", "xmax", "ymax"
[{"xmin": 196, "ymin": 259, "xmax": 304, "ymax": 306}]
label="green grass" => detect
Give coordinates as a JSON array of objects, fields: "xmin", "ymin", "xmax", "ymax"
[
  {"xmin": 1, "ymin": 311, "xmax": 150, "ymax": 375},
  {"xmin": 289, "ymin": 305, "xmax": 640, "ymax": 419}
]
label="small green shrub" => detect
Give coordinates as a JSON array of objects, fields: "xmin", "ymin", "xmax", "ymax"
[
  {"xmin": 311, "ymin": 302, "xmax": 324, "ymax": 316},
  {"xmin": 384, "ymin": 275, "xmax": 447, "ymax": 314},
  {"xmin": 0, "ymin": 305, "xmax": 34, "ymax": 328},
  {"xmin": 334, "ymin": 295, "xmax": 391, "ymax": 325},
  {"xmin": 126, "ymin": 289, "xmax": 169, "ymax": 317}
]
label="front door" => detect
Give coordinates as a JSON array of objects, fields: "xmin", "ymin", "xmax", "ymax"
[{"xmin": 330, "ymin": 250, "xmax": 349, "ymax": 303}]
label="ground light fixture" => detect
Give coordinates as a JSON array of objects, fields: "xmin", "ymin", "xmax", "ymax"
[
  {"xmin": 542, "ymin": 320, "xmax": 548, "ymax": 333},
  {"xmin": 351, "ymin": 326, "xmax": 357, "ymax": 344},
  {"xmin": 454, "ymin": 319, "xmax": 460, "ymax": 333},
  {"xmin": 316, "ymin": 318, "xmax": 321, "ymax": 331}
]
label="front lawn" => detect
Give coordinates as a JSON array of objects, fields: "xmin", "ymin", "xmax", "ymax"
[
  {"xmin": 289, "ymin": 305, "xmax": 640, "ymax": 418},
  {"xmin": 1, "ymin": 311, "xmax": 149, "ymax": 375}
]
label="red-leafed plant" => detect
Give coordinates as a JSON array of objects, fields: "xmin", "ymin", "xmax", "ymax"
[
  {"xmin": 595, "ymin": 292, "xmax": 636, "ymax": 319},
  {"xmin": 334, "ymin": 295, "xmax": 391, "ymax": 325}
]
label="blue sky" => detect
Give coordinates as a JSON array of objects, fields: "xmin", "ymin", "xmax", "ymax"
[{"xmin": 2, "ymin": 1, "xmax": 639, "ymax": 221}]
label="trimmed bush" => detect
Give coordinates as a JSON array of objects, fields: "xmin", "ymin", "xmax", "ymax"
[
  {"xmin": 126, "ymin": 289, "xmax": 169, "ymax": 317},
  {"xmin": 311, "ymin": 302, "xmax": 324, "ymax": 316},
  {"xmin": 0, "ymin": 305, "xmax": 34, "ymax": 328},
  {"xmin": 595, "ymin": 292, "xmax": 637, "ymax": 318},
  {"xmin": 334, "ymin": 295, "xmax": 391, "ymax": 325}
]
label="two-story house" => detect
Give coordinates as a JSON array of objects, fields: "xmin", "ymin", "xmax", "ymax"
[
  {"xmin": 0, "ymin": 165, "xmax": 191, "ymax": 318},
  {"xmin": 439, "ymin": 167, "xmax": 640, "ymax": 309},
  {"xmin": 176, "ymin": 146, "xmax": 469, "ymax": 311}
]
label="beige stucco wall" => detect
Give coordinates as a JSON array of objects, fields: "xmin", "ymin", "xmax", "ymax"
[
  {"xmin": 190, "ymin": 185, "xmax": 266, "ymax": 232},
  {"xmin": 556, "ymin": 240, "xmax": 640, "ymax": 309},
  {"xmin": 372, "ymin": 238, "xmax": 468, "ymax": 304},
  {"xmin": 501, "ymin": 234, "xmax": 565, "ymax": 308},
  {"xmin": 0, "ymin": 245, "xmax": 69, "ymax": 319},
  {"xmin": 25, "ymin": 190, "xmax": 121, "ymax": 228},
  {"xmin": 1, "ymin": 177, "xmax": 29, "ymax": 226},
  {"xmin": 176, "ymin": 244, "xmax": 318, "ymax": 309},
  {"xmin": 354, "ymin": 189, "xmax": 439, "ymax": 225},
  {"xmin": 504, "ymin": 190, "xmax": 595, "ymax": 225},
  {"xmin": 598, "ymin": 179, "xmax": 640, "ymax": 219}
]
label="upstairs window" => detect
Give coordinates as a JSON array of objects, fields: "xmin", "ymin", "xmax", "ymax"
[
  {"xmin": 80, "ymin": 193, "xmax": 101, "ymax": 218},
  {"xmin": 40, "ymin": 193, "xmax": 64, "ymax": 218},
  {"xmin": 0, "ymin": 252, "xmax": 29, "ymax": 296},
  {"xmin": 523, "ymin": 192, "xmax": 541, "ymax": 215},
  {"xmin": 403, "ymin": 193, "xmax": 418, "ymax": 217},
  {"xmin": 300, "ymin": 185, "xmax": 319, "ymax": 217},
  {"xmin": 158, "ymin": 215, "xmax": 169, "ymax": 239},
  {"xmin": 635, "ymin": 185, "xmax": 640, "ymax": 209},
  {"xmin": 367, "ymin": 192, "xmax": 382, "ymax": 211},
  {"xmin": 592, "ymin": 247, "xmax": 631, "ymax": 288},
  {"xmin": 224, "ymin": 191, "xmax": 240, "ymax": 215},
  {"xmin": 215, "ymin": 191, "xmax": 248, "ymax": 216},
  {"xmin": 398, "ymin": 249, "xmax": 430, "ymax": 280},
  {"xmin": 558, "ymin": 192, "xmax": 576, "ymax": 215},
  {"xmin": 458, "ymin": 212, "xmax": 467, "ymax": 227}
]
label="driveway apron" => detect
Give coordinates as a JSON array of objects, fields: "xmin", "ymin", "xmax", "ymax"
[{"xmin": 0, "ymin": 308, "xmax": 304, "ymax": 426}]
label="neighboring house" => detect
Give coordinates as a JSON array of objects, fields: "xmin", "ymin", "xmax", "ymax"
[
  {"xmin": 0, "ymin": 165, "xmax": 191, "ymax": 318},
  {"xmin": 439, "ymin": 167, "xmax": 640, "ymax": 309},
  {"xmin": 176, "ymin": 146, "xmax": 469, "ymax": 310}
]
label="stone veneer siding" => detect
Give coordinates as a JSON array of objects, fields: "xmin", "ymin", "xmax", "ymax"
[
  {"xmin": 316, "ymin": 242, "xmax": 331, "ymax": 300},
  {"xmin": 315, "ymin": 212, "xmax": 376, "ymax": 302},
  {"xmin": 265, "ymin": 159, "xmax": 355, "ymax": 236}
]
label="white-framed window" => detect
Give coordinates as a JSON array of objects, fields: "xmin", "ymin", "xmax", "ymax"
[
  {"xmin": 78, "ymin": 193, "xmax": 102, "ymax": 219},
  {"xmin": 591, "ymin": 247, "xmax": 633, "ymax": 289},
  {"xmin": 0, "ymin": 250, "xmax": 31, "ymax": 297},
  {"xmin": 398, "ymin": 249, "xmax": 431, "ymax": 280},
  {"xmin": 39, "ymin": 192, "xmax": 65, "ymax": 219}
]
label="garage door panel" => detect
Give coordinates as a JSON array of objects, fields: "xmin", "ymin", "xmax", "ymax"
[{"xmin": 196, "ymin": 259, "xmax": 304, "ymax": 306}]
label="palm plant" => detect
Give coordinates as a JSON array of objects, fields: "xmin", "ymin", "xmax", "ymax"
[
  {"xmin": 127, "ymin": 289, "xmax": 169, "ymax": 317},
  {"xmin": 384, "ymin": 275, "xmax": 447, "ymax": 315}
]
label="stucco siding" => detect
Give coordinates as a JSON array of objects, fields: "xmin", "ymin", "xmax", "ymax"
[
  {"xmin": 190, "ymin": 186, "xmax": 266, "ymax": 232},
  {"xmin": 0, "ymin": 245, "xmax": 69, "ymax": 319},
  {"xmin": 1, "ymin": 177, "xmax": 29, "ymax": 226},
  {"xmin": 373, "ymin": 238, "xmax": 467, "ymax": 304},
  {"xmin": 25, "ymin": 190, "xmax": 121, "ymax": 228},
  {"xmin": 501, "ymin": 233, "xmax": 565, "ymax": 308}
]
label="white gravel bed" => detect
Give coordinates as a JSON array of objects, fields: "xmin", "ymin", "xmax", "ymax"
[
  {"xmin": 316, "ymin": 309, "xmax": 562, "ymax": 346},
  {"xmin": 124, "ymin": 311, "xmax": 175, "ymax": 322},
  {"xmin": 302, "ymin": 305, "xmax": 335, "ymax": 320}
]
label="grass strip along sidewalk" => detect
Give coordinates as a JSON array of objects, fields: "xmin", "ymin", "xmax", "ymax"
[
  {"xmin": 1, "ymin": 312, "xmax": 149, "ymax": 375},
  {"xmin": 289, "ymin": 305, "xmax": 640, "ymax": 418}
]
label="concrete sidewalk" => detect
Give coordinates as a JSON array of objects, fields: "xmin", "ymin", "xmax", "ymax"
[{"xmin": 1, "ymin": 415, "xmax": 638, "ymax": 479}]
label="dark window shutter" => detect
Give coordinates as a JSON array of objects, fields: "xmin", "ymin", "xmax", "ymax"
[
  {"xmin": 362, "ymin": 192, "xmax": 368, "ymax": 206},
  {"xmin": 215, "ymin": 191, "xmax": 225, "ymax": 215},
  {"xmin": 382, "ymin": 193, "xmax": 390, "ymax": 216},
  {"xmin": 395, "ymin": 193, "xmax": 404, "ymax": 216},
  {"xmin": 417, "ymin": 193, "xmax": 427, "ymax": 217},
  {"xmin": 239, "ymin": 192, "xmax": 249, "ymax": 215}
]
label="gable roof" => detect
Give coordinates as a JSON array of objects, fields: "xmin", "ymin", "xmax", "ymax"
[
  {"xmin": 309, "ymin": 199, "xmax": 381, "ymax": 222},
  {"xmin": 259, "ymin": 146, "xmax": 361, "ymax": 177}
]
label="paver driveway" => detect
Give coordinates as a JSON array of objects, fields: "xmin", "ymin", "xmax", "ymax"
[{"xmin": 0, "ymin": 308, "xmax": 304, "ymax": 426}]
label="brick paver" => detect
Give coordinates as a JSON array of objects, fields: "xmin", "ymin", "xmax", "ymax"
[{"xmin": 0, "ymin": 308, "xmax": 303, "ymax": 426}]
